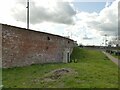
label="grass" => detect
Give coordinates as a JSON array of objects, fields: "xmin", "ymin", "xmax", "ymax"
[{"xmin": 2, "ymin": 47, "xmax": 118, "ymax": 88}]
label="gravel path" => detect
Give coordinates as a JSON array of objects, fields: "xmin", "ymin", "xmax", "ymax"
[{"xmin": 102, "ymin": 51, "xmax": 119, "ymax": 66}]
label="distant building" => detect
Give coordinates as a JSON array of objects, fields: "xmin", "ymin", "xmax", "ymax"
[{"xmin": 1, "ymin": 24, "xmax": 75, "ymax": 68}]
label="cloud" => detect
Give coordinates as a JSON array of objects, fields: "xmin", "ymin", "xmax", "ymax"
[
  {"xmin": 105, "ymin": 1, "xmax": 112, "ymax": 7},
  {"xmin": 75, "ymin": 0, "xmax": 118, "ymax": 37},
  {"xmin": 0, "ymin": 0, "xmax": 119, "ymax": 45},
  {"xmin": 83, "ymin": 37, "xmax": 93, "ymax": 40},
  {"xmin": 30, "ymin": 22, "xmax": 67, "ymax": 36},
  {"xmin": 97, "ymin": 1, "xmax": 118, "ymax": 36},
  {"xmin": 62, "ymin": 0, "xmax": 118, "ymax": 45},
  {"xmin": 118, "ymin": 1, "xmax": 120, "ymax": 36},
  {"xmin": 11, "ymin": 0, "xmax": 76, "ymax": 25}
]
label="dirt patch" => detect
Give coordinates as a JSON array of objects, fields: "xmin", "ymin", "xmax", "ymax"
[
  {"xmin": 31, "ymin": 68, "xmax": 77, "ymax": 83},
  {"xmin": 42, "ymin": 68, "xmax": 76, "ymax": 82},
  {"xmin": 48, "ymin": 68, "xmax": 70, "ymax": 79}
]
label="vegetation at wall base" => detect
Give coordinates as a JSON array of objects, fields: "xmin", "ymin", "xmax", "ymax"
[{"xmin": 2, "ymin": 47, "xmax": 118, "ymax": 88}]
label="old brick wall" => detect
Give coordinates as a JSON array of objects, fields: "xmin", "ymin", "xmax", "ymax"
[{"xmin": 2, "ymin": 24, "xmax": 75, "ymax": 68}]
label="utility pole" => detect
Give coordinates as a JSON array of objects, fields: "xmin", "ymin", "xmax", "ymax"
[{"xmin": 27, "ymin": 0, "xmax": 29, "ymax": 29}]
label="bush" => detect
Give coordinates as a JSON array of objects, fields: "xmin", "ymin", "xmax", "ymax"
[{"xmin": 74, "ymin": 59, "xmax": 78, "ymax": 63}]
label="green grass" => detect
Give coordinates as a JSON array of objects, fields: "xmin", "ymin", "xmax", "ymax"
[{"xmin": 2, "ymin": 47, "xmax": 118, "ymax": 88}]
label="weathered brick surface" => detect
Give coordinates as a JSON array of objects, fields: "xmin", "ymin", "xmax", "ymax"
[{"xmin": 2, "ymin": 24, "xmax": 75, "ymax": 68}]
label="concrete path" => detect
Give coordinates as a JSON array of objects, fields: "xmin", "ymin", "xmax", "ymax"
[{"xmin": 102, "ymin": 51, "xmax": 119, "ymax": 66}]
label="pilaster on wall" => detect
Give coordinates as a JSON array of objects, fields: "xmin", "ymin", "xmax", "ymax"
[{"xmin": 63, "ymin": 48, "xmax": 71, "ymax": 63}]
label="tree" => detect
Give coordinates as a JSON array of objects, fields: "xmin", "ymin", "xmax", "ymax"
[{"xmin": 108, "ymin": 36, "xmax": 120, "ymax": 47}]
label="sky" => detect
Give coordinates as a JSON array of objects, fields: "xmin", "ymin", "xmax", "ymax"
[{"xmin": 0, "ymin": 0, "xmax": 119, "ymax": 46}]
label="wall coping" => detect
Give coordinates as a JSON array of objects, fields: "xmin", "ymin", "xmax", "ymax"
[{"xmin": 1, "ymin": 23, "xmax": 75, "ymax": 42}]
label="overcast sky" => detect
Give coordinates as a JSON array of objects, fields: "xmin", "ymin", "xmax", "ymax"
[{"xmin": 0, "ymin": 0, "xmax": 119, "ymax": 45}]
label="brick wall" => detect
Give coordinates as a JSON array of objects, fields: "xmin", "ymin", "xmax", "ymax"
[{"xmin": 2, "ymin": 24, "xmax": 75, "ymax": 68}]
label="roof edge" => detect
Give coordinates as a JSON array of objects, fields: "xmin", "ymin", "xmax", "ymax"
[{"xmin": 1, "ymin": 23, "xmax": 75, "ymax": 42}]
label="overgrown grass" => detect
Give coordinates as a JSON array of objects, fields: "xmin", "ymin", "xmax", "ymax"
[{"xmin": 2, "ymin": 47, "xmax": 118, "ymax": 88}]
